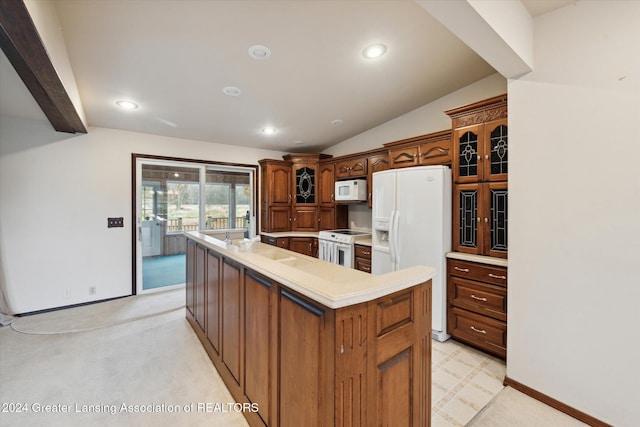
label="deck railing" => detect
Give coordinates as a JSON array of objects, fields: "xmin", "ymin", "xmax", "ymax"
[{"xmin": 167, "ymin": 216, "xmax": 247, "ymax": 232}]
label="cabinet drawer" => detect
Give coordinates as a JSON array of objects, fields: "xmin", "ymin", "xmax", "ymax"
[
  {"xmin": 449, "ymin": 307, "xmax": 506, "ymax": 359},
  {"xmin": 447, "ymin": 259, "xmax": 507, "ymax": 287},
  {"xmin": 448, "ymin": 276, "xmax": 506, "ymax": 321},
  {"xmin": 354, "ymin": 245, "xmax": 371, "ymax": 260},
  {"xmin": 355, "ymin": 258, "xmax": 371, "ymax": 273}
]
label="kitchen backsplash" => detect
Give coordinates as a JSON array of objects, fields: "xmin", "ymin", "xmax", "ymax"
[{"xmin": 348, "ymin": 204, "xmax": 372, "ymax": 231}]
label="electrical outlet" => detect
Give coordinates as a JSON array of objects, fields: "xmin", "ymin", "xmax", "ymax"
[
  {"xmin": 108, "ymin": 217, "xmax": 124, "ymax": 228},
  {"xmin": 89, "ymin": 286, "xmax": 96, "ymax": 295}
]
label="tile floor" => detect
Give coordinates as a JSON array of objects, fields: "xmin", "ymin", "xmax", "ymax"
[{"xmin": 431, "ymin": 339, "xmax": 506, "ymax": 426}]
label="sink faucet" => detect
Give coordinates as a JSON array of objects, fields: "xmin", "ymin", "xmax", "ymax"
[{"xmin": 225, "ymin": 232, "xmax": 232, "ymax": 244}]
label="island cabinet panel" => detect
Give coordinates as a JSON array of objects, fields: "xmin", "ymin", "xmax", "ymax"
[
  {"xmin": 279, "ymin": 289, "xmax": 335, "ymax": 427},
  {"xmin": 222, "ymin": 258, "xmax": 243, "ymax": 388},
  {"xmin": 335, "ymin": 306, "xmax": 368, "ymax": 427},
  {"xmin": 206, "ymin": 249, "xmax": 222, "ymax": 354},
  {"xmin": 195, "ymin": 243, "xmax": 206, "ymax": 330},
  {"xmin": 185, "ymin": 239, "xmax": 195, "ymax": 315},
  {"xmin": 367, "ymin": 286, "xmax": 431, "ymax": 427},
  {"xmin": 244, "ymin": 271, "xmax": 277, "ymax": 427}
]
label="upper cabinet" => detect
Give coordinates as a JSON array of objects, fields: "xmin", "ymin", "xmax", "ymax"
[
  {"xmin": 384, "ymin": 130, "xmax": 452, "ymax": 169},
  {"xmin": 335, "ymin": 156, "xmax": 367, "ymax": 179},
  {"xmin": 284, "ymin": 154, "xmax": 331, "ymax": 231},
  {"xmin": 366, "ymin": 151, "xmax": 389, "ymax": 208},
  {"xmin": 446, "ymin": 95, "xmax": 508, "ymax": 184},
  {"xmin": 259, "ymin": 159, "xmax": 293, "ymax": 233},
  {"xmin": 446, "ymin": 95, "xmax": 508, "ymax": 258}
]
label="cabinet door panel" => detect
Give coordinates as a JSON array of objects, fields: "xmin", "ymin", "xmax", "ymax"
[
  {"xmin": 389, "ymin": 147, "xmax": 419, "ymax": 169},
  {"xmin": 244, "ymin": 271, "xmax": 273, "ymax": 425},
  {"xmin": 486, "ymin": 182, "xmax": 508, "ymax": 258},
  {"xmin": 484, "ymin": 119, "xmax": 508, "ymax": 182},
  {"xmin": 279, "ymin": 289, "xmax": 331, "ymax": 427},
  {"xmin": 186, "ymin": 239, "xmax": 195, "ymax": 315},
  {"xmin": 268, "ymin": 206, "xmax": 290, "ymax": 232},
  {"xmin": 453, "ymin": 184, "xmax": 481, "ymax": 255},
  {"xmin": 222, "ymin": 259, "xmax": 242, "ymax": 386},
  {"xmin": 267, "ymin": 164, "xmax": 291, "ymax": 205},
  {"xmin": 454, "ymin": 125, "xmax": 481, "ymax": 183},
  {"xmin": 318, "ymin": 163, "xmax": 335, "ymax": 205},
  {"xmin": 292, "ymin": 207, "xmax": 318, "ymax": 231},
  {"xmin": 289, "ymin": 237, "xmax": 314, "ymax": 256},
  {"xmin": 293, "ymin": 164, "xmax": 317, "ymax": 205},
  {"xmin": 206, "ymin": 250, "xmax": 221, "ymax": 354},
  {"xmin": 195, "ymin": 244, "xmax": 206, "ymax": 330},
  {"xmin": 420, "ymin": 139, "xmax": 451, "ymax": 165}
]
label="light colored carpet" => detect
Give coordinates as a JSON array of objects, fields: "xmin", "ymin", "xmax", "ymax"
[
  {"xmin": 10, "ymin": 289, "xmax": 184, "ymax": 334},
  {"xmin": 0, "ymin": 290, "xmax": 248, "ymax": 427},
  {"xmin": 467, "ymin": 386, "xmax": 588, "ymax": 426}
]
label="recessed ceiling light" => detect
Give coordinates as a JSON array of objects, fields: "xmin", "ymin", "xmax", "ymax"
[
  {"xmin": 262, "ymin": 127, "xmax": 277, "ymax": 135},
  {"xmin": 115, "ymin": 100, "xmax": 139, "ymax": 110},
  {"xmin": 222, "ymin": 86, "xmax": 241, "ymax": 96},
  {"xmin": 330, "ymin": 119, "xmax": 344, "ymax": 126},
  {"xmin": 362, "ymin": 43, "xmax": 387, "ymax": 60},
  {"xmin": 248, "ymin": 45, "xmax": 272, "ymax": 60},
  {"xmin": 294, "ymin": 140, "xmax": 305, "ymax": 145}
]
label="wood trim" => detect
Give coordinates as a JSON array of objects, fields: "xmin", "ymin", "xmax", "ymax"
[
  {"xmin": 444, "ymin": 94, "xmax": 508, "ymax": 119},
  {"xmin": 0, "ymin": 0, "xmax": 87, "ymax": 133},
  {"xmin": 503, "ymin": 377, "xmax": 613, "ymax": 427},
  {"xmin": 382, "ymin": 129, "xmax": 451, "ymax": 148}
]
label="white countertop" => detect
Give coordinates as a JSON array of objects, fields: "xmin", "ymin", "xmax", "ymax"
[
  {"xmin": 187, "ymin": 231, "xmax": 435, "ymax": 309},
  {"xmin": 446, "ymin": 252, "xmax": 508, "ymax": 267}
]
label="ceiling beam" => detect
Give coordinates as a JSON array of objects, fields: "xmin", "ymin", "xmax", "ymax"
[
  {"xmin": 0, "ymin": 0, "xmax": 86, "ymax": 133},
  {"xmin": 417, "ymin": 0, "xmax": 533, "ymax": 79}
]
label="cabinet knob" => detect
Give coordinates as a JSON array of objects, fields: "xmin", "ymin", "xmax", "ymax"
[
  {"xmin": 477, "ymin": 155, "xmax": 481, "ymax": 160},
  {"xmin": 485, "ymin": 154, "xmax": 489, "ymax": 160},
  {"xmin": 484, "ymin": 217, "xmax": 488, "ymax": 223},
  {"xmin": 477, "ymin": 217, "xmax": 481, "ymax": 222}
]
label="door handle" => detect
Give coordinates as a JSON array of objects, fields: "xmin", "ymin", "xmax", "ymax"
[{"xmin": 138, "ymin": 227, "xmax": 142, "ymax": 241}]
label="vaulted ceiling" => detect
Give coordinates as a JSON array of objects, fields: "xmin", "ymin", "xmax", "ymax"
[{"xmin": 0, "ymin": 0, "xmax": 573, "ymax": 152}]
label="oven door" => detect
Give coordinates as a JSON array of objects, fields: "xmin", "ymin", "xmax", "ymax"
[
  {"xmin": 335, "ymin": 243, "xmax": 354, "ymax": 268},
  {"xmin": 319, "ymin": 239, "xmax": 336, "ymax": 263}
]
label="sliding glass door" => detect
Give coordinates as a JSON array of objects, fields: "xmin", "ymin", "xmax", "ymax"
[{"xmin": 135, "ymin": 158, "xmax": 255, "ymax": 294}]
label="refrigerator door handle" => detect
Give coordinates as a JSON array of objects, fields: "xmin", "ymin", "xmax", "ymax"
[
  {"xmin": 393, "ymin": 210, "xmax": 400, "ymax": 271},
  {"xmin": 389, "ymin": 210, "xmax": 397, "ymax": 271}
]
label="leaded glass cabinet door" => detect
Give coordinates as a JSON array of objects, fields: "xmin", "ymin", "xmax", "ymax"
[
  {"xmin": 483, "ymin": 119, "xmax": 508, "ymax": 182},
  {"xmin": 453, "ymin": 125, "xmax": 481, "ymax": 183},
  {"xmin": 453, "ymin": 183, "xmax": 482, "ymax": 255},
  {"xmin": 293, "ymin": 164, "xmax": 316, "ymax": 204},
  {"xmin": 486, "ymin": 182, "xmax": 508, "ymax": 258}
]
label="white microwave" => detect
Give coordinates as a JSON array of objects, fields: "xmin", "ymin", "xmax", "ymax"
[{"xmin": 335, "ymin": 179, "xmax": 367, "ymax": 201}]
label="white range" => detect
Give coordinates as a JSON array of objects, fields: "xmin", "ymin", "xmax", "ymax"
[{"xmin": 318, "ymin": 229, "xmax": 371, "ymax": 269}]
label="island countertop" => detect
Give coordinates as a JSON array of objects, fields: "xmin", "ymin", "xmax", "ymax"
[{"xmin": 186, "ymin": 231, "xmax": 435, "ymax": 309}]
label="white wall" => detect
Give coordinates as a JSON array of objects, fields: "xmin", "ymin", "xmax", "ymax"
[
  {"xmin": 0, "ymin": 119, "xmax": 285, "ymax": 314},
  {"xmin": 508, "ymin": 1, "xmax": 640, "ymax": 425},
  {"xmin": 324, "ymin": 72, "xmax": 506, "ymax": 157}
]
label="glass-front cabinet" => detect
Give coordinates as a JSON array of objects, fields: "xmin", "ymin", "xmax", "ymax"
[
  {"xmin": 454, "ymin": 118, "xmax": 508, "ymax": 184},
  {"xmin": 454, "ymin": 182, "xmax": 508, "ymax": 259},
  {"xmin": 447, "ymin": 94, "xmax": 508, "ymax": 258}
]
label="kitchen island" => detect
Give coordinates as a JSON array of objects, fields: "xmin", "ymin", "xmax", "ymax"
[{"xmin": 185, "ymin": 231, "xmax": 434, "ymax": 427}]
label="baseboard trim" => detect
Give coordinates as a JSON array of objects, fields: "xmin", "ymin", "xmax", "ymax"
[{"xmin": 503, "ymin": 377, "xmax": 612, "ymax": 427}]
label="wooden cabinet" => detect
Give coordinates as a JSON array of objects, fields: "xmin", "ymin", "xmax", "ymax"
[
  {"xmin": 318, "ymin": 162, "xmax": 335, "ymax": 205},
  {"xmin": 222, "ymin": 258, "xmax": 243, "ymax": 387},
  {"xmin": 259, "ymin": 159, "xmax": 292, "ymax": 233},
  {"xmin": 335, "ymin": 156, "xmax": 367, "ymax": 179},
  {"xmin": 244, "ymin": 271, "xmax": 277, "ymax": 426},
  {"xmin": 279, "ymin": 289, "xmax": 334, "ymax": 427},
  {"xmin": 447, "ymin": 95, "xmax": 508, "ymax": 257},
  {"xmin": 261, "ymin": 235, "xmax": 290, "ymax": 250},
  {"xmin": 284, "ymin": 154, "xmax": 331, "ymax": 231},
  {"xmin": 447, "ymin": 258, "xmax": 507, "ymax": 359},
  {"xmin": 384, "ymin": 130, "xmax": 452, "ymax": 169},
  {"xmin": 453, "ymin": 182, "xmax": 508, "ymax": 259},
  {"xmin": 366, "ymin": 151, "xmax": 389, "ymax": 208},
  {"xmin": 318, "ymin": 161, "xmax": 348, "ymax": 230},
  {"xmin": 185, "ymin": 239, "xmax": 195, "ymax": 316},
  {"xmin": 206, "ymin": 249, "xmax": 222, "ymax": 355},
  {"xmin": 289, "ymin": 237, "xmax": 316, "ymax": 257},
  {"xmin": 354, "ymin": 244, "xmax": 372, "ymax": 273},
  {"xmin": 185, "ymin": 237, "xmax": 432, "ymax": 427}
]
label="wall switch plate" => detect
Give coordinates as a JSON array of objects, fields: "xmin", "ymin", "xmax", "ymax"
[{"xmin": 108, "ymin": 217, "xmax": 124, "ymax": 228}]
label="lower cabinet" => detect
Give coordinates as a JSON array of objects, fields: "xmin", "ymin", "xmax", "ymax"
[
  {"xmin": 261, "ymin": 235, "xmax": 290, "ymax": 250},
  {"xmin": 185, "ymin": 237, "xmax": 432, "ymax": 427},
  {"xmin": 447, "ymin": 258, "xmax": 507, "ymax": 359},
  {"xmin": 354, "ymin": 244, "xmax": 372, "ymax": 273},
  {"xmin": 289, "ymin": 237, "xmax": 318, "ymax": 257}
]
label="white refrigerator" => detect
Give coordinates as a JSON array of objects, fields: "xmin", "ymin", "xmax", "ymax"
[{"xmin": 371, "ymin": 165, "xmax": 452, "ymax": 341}]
